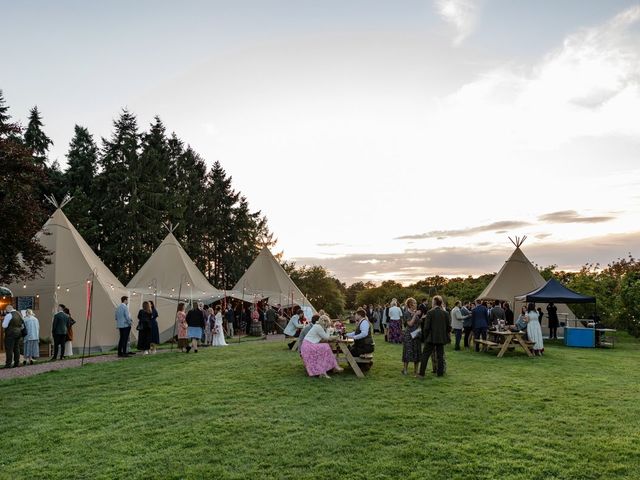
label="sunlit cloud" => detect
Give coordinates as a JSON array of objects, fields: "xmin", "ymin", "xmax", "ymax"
[
  {"xmin": 396, "ymin": 220, "xmax": 530, "ymax": 240},
  {"xmin": 538, "ymin": 210, "xmax": 616, "ymax": 224}
]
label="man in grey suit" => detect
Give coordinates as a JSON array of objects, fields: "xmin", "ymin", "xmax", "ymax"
[
  {"xmin": 418, "ymin": 296, "xmax": 451, "ymax": 378},
  {"xmin": 489, "ymin": 300, "xmax": 505, "ymax": 325},
  {"xmin": 115, "ymin": 296, "xmax": 133, "ymax": 357}
]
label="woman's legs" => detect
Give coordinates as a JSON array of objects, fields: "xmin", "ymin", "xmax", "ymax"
[
  {"xmin": 191, "ymin": 338, "xmax": 198, "ymax": 352},
  {"xmin": 402, "ymin": 362, "xmax": 408, "ymax": 375}
]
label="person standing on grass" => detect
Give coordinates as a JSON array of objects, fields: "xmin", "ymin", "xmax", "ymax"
[
  {"xmin": 115, "ymin": 296, "xmax": 133, "ymax": 358},
  {"xmin": 489, "ymin": 300, "xmax": 505, "ymax": 326},
  {"xmin": 211, "ymin": 305, "xmax": 227, "ymax": 347},
  {"xmin": 504, "ymin": 302, "xmax": 514, "ymax": 326},
  {"xmin": 547, "ymin": 302, "xmax": 559, "ymax": 340},
  {"xmin": 265, "ymin": 305, "xmax": 277, "ymax": 335},
  {"xmin": 450, "ymin": 301, "xmax": 468, "ymax": 351},
  {"xmin": 62, "ymin": 307, "xmax": 76, "ymax": 357},
  {"xmin": 224, "ymin": 304, "xmax": 235, "ymax": 338},
  {"xmin": 461, "ymin": 301, "xmax": 473, "ymax": 350},
  {"xmin": 284, "ymin": 308, "xmax": 304, "ymax": 349},
  {"xmin": 204, "ymin": 307, "xmax": 214, "ymax": 346},
  {"xmin": 387, "ymin": 298, "xmax": 403, "ymax": 344},
  {"xmin": 51, "ymin": 305, "xmax": 71, "ymax": 361},
  {"xmin": 136, "ymin": 301, "xmax": 153, "ymax": 355},
  {"xmin": 417, "ymin": 296, "xmax": 450, "ymax": 379},
  {"xmin": 22, "ymin": 309, "xmax": 40, "ymax": 365},
  {"xmin": 185, "ymin": 302, "xmax": 205, "ymax": 353},
  {"xmin": 176, "ymin": 303, "xmax": 188, "ymax": 352},
  {"xmin": 471, "ymin": 300, "xmax": 489, "ymax": 352},
  {"xmin": 526, "ymin": 302, "xmax": 544, "ymax": 356},
  {"xmin": 2, "ymin": 305, "xmax": 24, "ymax": 369},
  {"xmin": 149, "ymin": 300, "xmax": 160, "ymax": 353},
  {"xmin": 401, "ymin": 298, "xmax": 422, "ymax": 376},
  {"xmin": 300, "ymin": 315, "xmax": 343, "ymax": 378}
]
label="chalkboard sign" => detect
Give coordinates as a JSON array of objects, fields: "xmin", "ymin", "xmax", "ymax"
[{"xmin": 16, "ymin": 296, "xmax": 35, "ymax": 311}]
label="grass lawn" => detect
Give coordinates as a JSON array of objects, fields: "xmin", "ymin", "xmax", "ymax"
[{"xmin": 1, "ymin": 334, "xmax": 639, "ymax": 479}]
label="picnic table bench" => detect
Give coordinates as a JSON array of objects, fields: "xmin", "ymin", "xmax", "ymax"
[{"xmin": 481, "ymin": 330, "xmax": 534, "ymax": 358}]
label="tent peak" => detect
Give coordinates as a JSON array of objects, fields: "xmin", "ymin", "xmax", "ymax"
[
  {"xmin": 162, "ymin": 222, "xmax": 179, "ymax": 234},
  {"xmin": 45, "ymin": 193, "xmax": 72, "ymax": 210},
  {"xmin": 509, "ymin": 235, "xmax": 527, "ymax": 248}
]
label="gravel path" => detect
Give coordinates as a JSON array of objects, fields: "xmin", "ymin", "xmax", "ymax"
[{"xmin": 0, "ymin": 334, "xmax": 287, "ymax": 382}]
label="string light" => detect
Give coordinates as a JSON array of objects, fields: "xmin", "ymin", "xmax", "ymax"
[
  {"xmin": 86, "ymin": 280, "xmax": 91, "ymax": 284},
  {"xmin": 65, "ymin": 288, "xmax": 70, "ymax": 292},
  {"xmin": 57, "ymin": 284, "xmax": 61, "ymax": 290},
  {"xmin": 36, "ymin": 294, "xmax": 39, "ymax": 298},
  {"xmin": 23, "ymin": 284, "xmax": 26, "ymax": 289}
]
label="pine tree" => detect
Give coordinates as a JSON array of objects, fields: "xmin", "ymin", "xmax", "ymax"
[
  {"xmin": 23, "ymin": 106, "xmax": 53, "ymax": 166},
  {"xmin": 171, "ymin": 146, "xmax": 208, "ymax": 271},
  {"xmin": 0, "ymin": 92, "xmax": 50, "ymax": 283},
  {"xmin": 137, "ymin": 117, "xmax": 172, "ymax": 258},
  {"xmin": 64, "ymin": 125, "xmax": 100, "ymax": 250},
  {"xmin": 95, "ymin": 109, "xmax": 140, "ymax": 281}
]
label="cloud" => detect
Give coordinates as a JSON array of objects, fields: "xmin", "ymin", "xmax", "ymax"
[
  {"xmin": 316, "ymin": 243, "xmax": 343, "ymax": 247},
  {"xmin": 538, "ymin": 210, "xmax": 616, "ymax": 224},
  {"xmin": 396, "ymin": 220, "xmax": 530, "ymax": 240},
  {"xmin": 293, "ymin": 231, "xmax": 640, "ymax": 285},
  {"xmin": 435, "ymin": 0, "xmax": 478, "ymax": 46},
  {"xmin": 431, "ymin": 6, "xmax": 640, "ymax": 154}
]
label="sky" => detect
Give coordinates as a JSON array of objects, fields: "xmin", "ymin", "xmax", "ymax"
[{"xmin": 3, "ymin": 0, "xmax": 640, "ymax": 284}]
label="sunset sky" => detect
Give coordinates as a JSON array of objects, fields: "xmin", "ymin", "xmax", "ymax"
[{"xmin": 4, "ymin": 1, "xmax": 640, "ymax": 284}]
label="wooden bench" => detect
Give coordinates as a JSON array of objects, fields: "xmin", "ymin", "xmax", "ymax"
[
  {"xmin": 354, "ymin": 353, "xmax": 374, "ymax": 372},
  {"xmin": 474, "ymin": 339, "xmax": 499, "ymax": 352}
]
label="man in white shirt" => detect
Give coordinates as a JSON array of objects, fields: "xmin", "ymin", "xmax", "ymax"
[
  {"xmin": 347, "ymin": 308, "xmax": 375, "ymax": 357},
  {"xmin": 284, "ymin": 308, "xmax": 304, "ymax": 349}
]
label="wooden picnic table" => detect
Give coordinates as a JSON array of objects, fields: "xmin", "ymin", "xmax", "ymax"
[
  {"xmin": 486, "ymin": 330, "xmax": 534, "ymax": 358},
  {"xmin": 332, "ymin": 338, "xmax": 369, "ymax": 378}
]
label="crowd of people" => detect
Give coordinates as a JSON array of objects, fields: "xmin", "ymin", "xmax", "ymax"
[{"xmin": 3, "ymin": 294, "xmax": 558, "ymax": 370}]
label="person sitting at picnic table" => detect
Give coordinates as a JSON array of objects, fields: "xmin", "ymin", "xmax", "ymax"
[
  {"xmin": 300, "ymin": 315, "xmax": 343, "ymax": 378},
  {"xmin": 298, "ymin": 314, "xmax": 319, "ymax": 348},
  {"xmin": 284, "ymin": 308, "xmax": 304, "ymax": 350},
  {"xmin": 347, "ymin": 308, "xmax": 375, "ymax": 357},
  {"xmin": 510, "ymin": 306, "xmax": 528, "ymax": 332},
  {"xmin": 526, "ymin": 302, "xmax": 544, "ymax": 356}
]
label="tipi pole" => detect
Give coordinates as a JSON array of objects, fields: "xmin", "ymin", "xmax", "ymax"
[{"xmin": 81, "ymin": 271, "xmax": 95, "ymax": 366}]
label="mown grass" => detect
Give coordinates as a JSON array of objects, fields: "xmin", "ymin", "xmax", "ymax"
[{"xmin": 1, "ymin": 334, "xmax": 639, "ymax": 479}]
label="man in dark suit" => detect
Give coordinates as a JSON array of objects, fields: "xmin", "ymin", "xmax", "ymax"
[
  {"xmin": 504, "ymin": 302, "xmax": 514, "ymax": 325},
  {"xmin": 471, "ymin": 300, "xmax": 489, "ymax": 352},
  {"xmin": 489, "ymin": 300, "xmax": 505, "ymax": 325},
  {"xmin": 417, "ymin": 296, "xmax": 451, "ymax": 378}
]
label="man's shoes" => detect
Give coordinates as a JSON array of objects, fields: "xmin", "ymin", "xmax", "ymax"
[
  {"xmin": 50, "ymin": 357, "xmax": 57, "ymax": 362},
  {"xmin": 194, "ymin": 350, "xmax": 198, "ymax": 353},
  {"xmin": 415, "ymin": 375, "xmax": 425, "ymax": 380},
  {"xmin": 22, "ymin": 361, "xmax": 27, "ymax": 366},
  {"xmin": 117, "ymin": 354, "xmax": 127, "ymax": 358},
  {"xmin": 186, "ymin": 346, "xmax": 191, "ymax": 353}
]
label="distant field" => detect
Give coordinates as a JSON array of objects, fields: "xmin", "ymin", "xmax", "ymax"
[{"xmin": 1, "ymin": 334, "xmax": 639, "ymax": 480}]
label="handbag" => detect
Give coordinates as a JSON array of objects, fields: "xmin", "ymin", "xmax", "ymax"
[
  {"xmin": 410, "ymin": 328, "xmax": 421, "ymax": 340},
  {"xmin": 21, "ymin": 324, "xmax": 28, "ymax": 337}
]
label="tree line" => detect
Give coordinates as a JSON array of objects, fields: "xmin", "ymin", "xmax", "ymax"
[{"xmin": 0, "ymin": 90, "xmax": 272, "ymax": 289}]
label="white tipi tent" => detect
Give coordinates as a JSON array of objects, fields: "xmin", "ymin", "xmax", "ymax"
[
  {"xmin": 233, "ymin": 247, "xmax": 316, "ymax": 312},
  {"xmin": 8, "ymin": 205, "xmax": 130, "ymax": 352},
  {"xmin": 127, "ymin": 226, "xmax": 224, "ymax": 341},
  {"xmin": 478, "ymin": 237, "xmax": 574, "ymax": 325}
]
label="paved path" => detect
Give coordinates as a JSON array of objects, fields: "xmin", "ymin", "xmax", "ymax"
[{"xmin": 0, "ymin": 334, "xmax": 287, "ymax": 382}]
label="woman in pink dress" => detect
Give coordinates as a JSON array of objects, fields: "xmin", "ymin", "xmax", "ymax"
[
  {"xmin": 300, "ymin": 315, "xmax": 343, "ymax": 378},
  {"xmin": 176, "ymin": 303, "xmax": 189, "ymax": 352}
]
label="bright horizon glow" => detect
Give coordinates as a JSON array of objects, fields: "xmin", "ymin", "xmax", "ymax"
[{"xmin": 3, "ymin": 1, "xmax": 640, "ymax": 284}]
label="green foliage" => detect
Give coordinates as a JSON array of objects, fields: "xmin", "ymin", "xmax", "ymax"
[
  {"xmin": 355, "ymin": 280, "xmax": 424, "ymax": 308},
  {"xmin": 23, "ymin": 106, "xmax": 53, "ymax": 165},
  {"xmin": 1, "ymin": 338, "xmax": 640, "ymax": 479},
  {"xmin": 0, "ymin": 92, "xmax": 50, "ymax": 283},
  {"xmin": 288, "ymin": 265, "xmax": 346, "ymax": 316}
]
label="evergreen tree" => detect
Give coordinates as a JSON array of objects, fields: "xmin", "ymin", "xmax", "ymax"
[
  {"xmin": 23, "ymin": 106, "xmax": 53, "ymax": 166},
  {"xmin": 95, "ymin": 109, "xmax": 140, "ymax": 281},
  {"xmin": 136, "ymin": 117, "xmax": 172, "ymax": 257},
  {"xmin": 171, "ymin": 146, "xmax": 208, "ymax": 271},
  {"xmin": 64, "ymin": 125, "xmax": 100, "ymax": 250},
  {"xmin": 0, "ymin": 92, "xmax": 50, "ymax": 283}
]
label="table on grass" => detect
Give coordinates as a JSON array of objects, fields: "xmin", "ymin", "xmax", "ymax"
[
  {"xmin": 332, "ymin": 338, "xmax": 369, "ymax": 378},
  {"xmin": 484, "ymin": 330, "xmax": 534, "ymax": 358}
]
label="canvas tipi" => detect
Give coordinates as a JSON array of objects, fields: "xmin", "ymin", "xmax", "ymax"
[
  {"xmin": 127, "ymin": 225, "xmax": 223, "ymax": 341},
  {"xmin": 8, "ymin": 203, "xmax": 130, "ymax": 352},
  {"xmin": 233, "ymin": 247, "xmax": 316, "ymax": 312},
  {"xmin": 478, "ymin": 237, "xmax": 574, "ymax": 325}
]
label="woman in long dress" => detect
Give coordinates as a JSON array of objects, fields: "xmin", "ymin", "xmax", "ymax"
[
  {"xmin": 211, "ymin": 305, "xmax": 228, "ymax": 346},
  {"xmin": 300, "ymin": 315, "xmax": 343, "ymax": 378},
  {"xmin": 23, "ymin": 309, "xmax": 40, "ymax": 365},
  {"xmin": 176, "ymin": 303, "xmax": 188, "ymax": 352},
  {"xmin": 137, "ymin": 301, "xmax": 152, "ymax": 355},
  {"xmin": 387, "ymin": 298, "xmax": 403, "ymax": 344},
  {"xmin": 526, "ymin": 302, "xmax": 544, "ymax": 356},
  {"xmin": 149, "ymin": 301, "xmax": 160, "ymax": 353},
  {"xmin": 63, "ymin": 307, "xmax": 76, "ymax": 357},
  {"xmin": 401, "ymin": 298, "xmax": 422, "ymax": 376}
]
